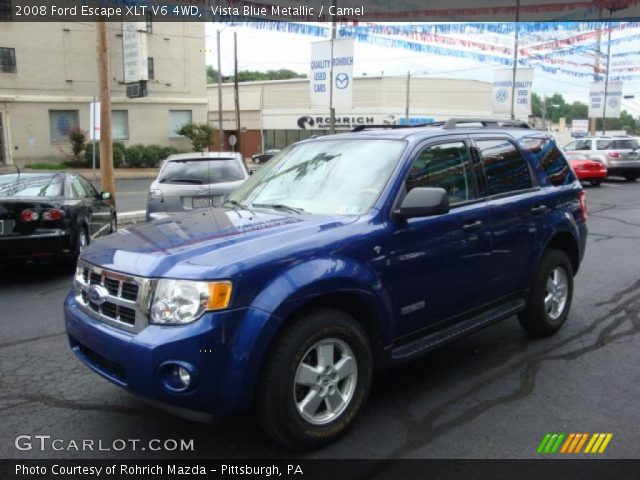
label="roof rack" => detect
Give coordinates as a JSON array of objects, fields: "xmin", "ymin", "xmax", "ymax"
[
  {"xmin": 351, "ymin": 118, "xmax": 532, "ymax": 133},
  {"xmin": 443, "ymin": 118, "xmax": 531, "ymax": 129}
]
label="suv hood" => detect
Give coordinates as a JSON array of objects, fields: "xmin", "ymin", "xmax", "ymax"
[{"xmin": 81, "ymin": 207, "xmax": 357, "ymax": 278}]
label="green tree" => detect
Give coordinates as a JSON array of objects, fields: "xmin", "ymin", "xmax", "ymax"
[
  {"xmin": 206, "ymin": 67, "xmax": 305, "ymax": 84},
  {"xmin": 176, "ymin": 123, "xmax": 215, "ymax": 151},
  {"xmin": 206, "ymin": 66, "xmax": 220, "ymax": 84}
]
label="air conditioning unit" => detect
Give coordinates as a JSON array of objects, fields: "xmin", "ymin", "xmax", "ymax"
[{"xmin": 126, "ymin": 81, "xmax": 148, "ymax": 98}]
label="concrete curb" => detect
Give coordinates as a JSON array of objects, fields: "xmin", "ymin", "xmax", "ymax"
[{"xmin": 118, "ymin": 210, "xmax": 146, "ymax": 225}]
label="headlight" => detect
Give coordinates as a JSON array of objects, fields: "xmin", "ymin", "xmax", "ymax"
[
  {"xmin": 150, "ymin": 280, "xmax": 233, "ymax": 325},
  {"xmin": 149, "ymin": 189, "xmax": 163, "ymax": 202}
]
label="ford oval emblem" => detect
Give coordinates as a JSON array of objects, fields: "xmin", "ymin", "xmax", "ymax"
[{"xmin": 87, "ymin": 285, "xmax": 109, "ymax": 305}]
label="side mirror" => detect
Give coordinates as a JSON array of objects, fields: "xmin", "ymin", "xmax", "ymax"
[
  {"xmin": 101, "ymin": 191, "xmax": 112, "ymax": 201},
  {"xmin": 394, "ymin": 187, "xmax": 449, "ymax": 219},
  {"xmin": 248, "ymin": 169, "xmax": 257, "ymax": 176}
]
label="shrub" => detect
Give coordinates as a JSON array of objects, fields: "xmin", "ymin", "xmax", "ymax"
[
  {"xmin": 25, "ymin": 162, "xmax": 73, "ymax": 170},
  {"xmin": 68, "ymin": 127, "xmax": 88, "ymax": 166},
  {"xmin": 84, "ymin": 142, "xmax": 126, "ymax": 168},
  {"xmin": 124, "ymin": 144, "xmax": 146, "ymax": 168}
]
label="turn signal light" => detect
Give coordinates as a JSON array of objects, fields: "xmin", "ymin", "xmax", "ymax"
[{"xmin": 207, "ymin": 281, "xmax": 233, "ymax": 310}]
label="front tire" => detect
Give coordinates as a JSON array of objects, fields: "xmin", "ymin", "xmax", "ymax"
[
  {"xmin": 256, "ymin": 308, "xmax": 373, "ymax": 449},
  {"xmin": 519, "ymin": 249, "xmax": 573, "ymax": 337}
]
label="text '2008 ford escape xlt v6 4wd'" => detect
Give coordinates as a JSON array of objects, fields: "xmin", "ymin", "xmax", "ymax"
[{"xmin": 64, "ymin": 118, "xmax": 587, "ymax": 448}]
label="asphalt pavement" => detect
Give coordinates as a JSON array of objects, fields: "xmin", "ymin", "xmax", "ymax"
[{"xmin": 1, "ymin": 179, "xmax": 639, "ymax": 459}]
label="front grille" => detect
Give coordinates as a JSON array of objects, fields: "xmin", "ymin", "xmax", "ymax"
[{"xmin": 74, "ymin": 262, "xmax": 152, "ymax": 333}]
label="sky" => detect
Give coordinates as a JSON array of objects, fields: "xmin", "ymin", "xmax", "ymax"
[{"xmin": 204, "ymin": 23, "xmax": 640, "ymax": 118}]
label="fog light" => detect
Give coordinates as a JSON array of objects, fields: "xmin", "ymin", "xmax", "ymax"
[
  {"xmin": 158, "ymin": 362, "xmax": 198, "ymax": 393},
  {"xmin": 177, "ymin": 366, "xmax": 191, "ymax": 387}
]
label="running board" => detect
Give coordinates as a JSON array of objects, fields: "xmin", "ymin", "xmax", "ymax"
[{"xmin": 391, "ymin": 299, "xmax": 526, "ymax": 360}]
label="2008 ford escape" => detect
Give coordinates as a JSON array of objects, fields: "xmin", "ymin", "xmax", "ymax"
[{"xmin": 64, "ymin": 119, "xmax": 587, "ymax": 448}]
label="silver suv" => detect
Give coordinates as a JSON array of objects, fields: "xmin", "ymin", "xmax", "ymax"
[
  {"xmin": 564, "ymin": 136, "xmax": 640, "ymax": 181},
  {"xmin": 146, "ymin": 152, "xmax": 249, "ymax": 221}
]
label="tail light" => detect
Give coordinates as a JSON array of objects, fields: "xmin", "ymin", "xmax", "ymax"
[
  {"xmin": 20, "ymin": 209, "xmax": 39, "ymax": 222},
  {"xmin": 20, "ymin": 208, "xmax": 65, "ymax": 222},
  {"xmin": 578, "ymin": 190, "xmax": 587, "ymax": 222},
  {"xmin": 608, "ymin": 152, "xmax": 620, "ymax": 158},
  {"xmin": 42, "ymin": 209, "xmax": 65, "ymax": 221}
]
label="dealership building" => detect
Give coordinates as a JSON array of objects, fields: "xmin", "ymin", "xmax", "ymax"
[
  {"xmin": 0, "ymin": 22, "xmax": 207, "ymax": 166},
  {"xmin": 207, "ymin": 76, "xmax": 495, "ymax": 158}
]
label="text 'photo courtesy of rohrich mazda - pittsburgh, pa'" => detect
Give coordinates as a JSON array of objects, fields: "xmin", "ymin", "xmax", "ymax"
[{"xmin": 3, "ymin": 1, "xmax": 640, "ymax": 479}]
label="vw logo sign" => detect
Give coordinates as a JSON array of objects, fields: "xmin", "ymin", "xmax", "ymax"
[
  {"xmin": 495, "ymin": 89, "xmax": 509, "ymax": 103},
  {"xmin": 335, "ymin": 73, "xmax": 350, "ymax": 90},
  {"xmin": 608, "ymin": 97, "xmax": 619, "ymax": 109},
  {"xmin": 87, "ymin": 285, "xmax": 109, "ymax": 305}
]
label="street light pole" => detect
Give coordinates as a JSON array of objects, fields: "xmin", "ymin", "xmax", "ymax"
[
  {"xmin": 216, "ymin": 29, "xmax": 224, "ymax": 150},
  {"xmin": 405, "ymin": 71, "xmax": 411, "ymax": 124},
  {"xmin": 510, "ymin": 0, "xmax": 520, "ymax": 120},
  {"xmin": 329, "ymin": 7, "xmax": 337, "ymax": 135}
]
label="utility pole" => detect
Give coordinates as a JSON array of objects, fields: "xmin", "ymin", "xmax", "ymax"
[
  {"xmin": 96, "ymin": 21, "xmax": 114, "ymax": 206},
  {"xmin": 590, "ymin": 7, "xmax": 604, "ymax": 135},
  {"xmin": 329, "ymin": 11, "xmax": 337, "ymax": 134},
  {"xmin": 510, "ymin": 0, "xmax": 521, "ymax": 120},
  {"xmin": 216, "ymin": 29, "xmax": 224, "ymax": 150},
  {"xmin": 601, "ymin": 12, "xmax": 614, "ymax": 135},
  {"xmin": 542, "ymin": 95, "xmax": 547, "ymax": 130},
  {"xmin": 233, "ymin": 31, "xmax": 241, "ymax": 155},
  {"xmin": 405, "ymin": 71, "xmax": 411, "ymax": 124}
]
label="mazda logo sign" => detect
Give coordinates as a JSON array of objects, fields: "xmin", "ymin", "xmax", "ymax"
[{"xmin": 87, "ymin": 285, "xmax": 109, "ymax": 305}]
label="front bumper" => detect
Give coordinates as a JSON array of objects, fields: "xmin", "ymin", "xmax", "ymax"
[
  {"xmin": 64, "ymin": 293, "xmax": 273, "ymax": 415},
  {"xmin": 0, "ymin": 229, "xmax": 72, "ymax": 260}
]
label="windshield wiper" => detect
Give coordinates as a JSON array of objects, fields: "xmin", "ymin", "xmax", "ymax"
[
  {"xmin": 223, "ymin": 199, "xmax": 255, "ymax": 215},
  {"xmin": 159, "ymin": 178, "xmax": 203, "ymax": 184},
  {"xmin": 252, "ymin": 203, "xmax": 306, "ymax": 214}
]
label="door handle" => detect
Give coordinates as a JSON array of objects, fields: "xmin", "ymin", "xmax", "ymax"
[
  {"xmin": 531, "ymin": 204, "xmax": 549, "ymax": 215},
  {"xmin": 462, "ymin": 220, "xmax": 484, "ymax": 232}
]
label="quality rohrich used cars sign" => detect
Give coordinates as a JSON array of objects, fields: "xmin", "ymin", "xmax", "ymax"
[
  {"xmin": 492, "ymin": 68, "xmax": 534, "ymax": 117},
  {"xmin": 310, "ymin": 38, "xmax": 355, "ymax": 109},
  {"xmin": 589, "ymin": 81, "xmax": 623, "ymax": 118}
]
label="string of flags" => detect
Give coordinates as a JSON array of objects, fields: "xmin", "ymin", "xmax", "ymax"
[{"xmin": 228, "ymin": 21, "xmax": 640, "ymax": 81}]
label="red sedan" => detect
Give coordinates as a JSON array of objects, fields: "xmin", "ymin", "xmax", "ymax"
[{"xmin": 564, "ymin": 152, "xmax": 608, "ymax": 186}]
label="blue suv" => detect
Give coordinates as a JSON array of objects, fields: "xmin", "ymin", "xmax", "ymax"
[{"xmin": 64, "ymin": 119, "xmax": 588, "ymax": 448}]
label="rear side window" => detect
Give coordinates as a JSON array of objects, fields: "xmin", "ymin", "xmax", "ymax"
[
  {"xmin": 159, "ymin": 159, "xmax": 245, "ymax": 185},
  {"xmin": 476, "ymin": 139, "xmax": 533, "ymax": 195},
  {"xmin": 612, "ymin": 140, "xmax": 640, "ymax": 150},
  {"xmin": 406, "ymin": 141, "xmax": 478, "ymax": 205},
  {"xmin": 519, "ymin": 137, "xmax": 575, "ymax": 187}
]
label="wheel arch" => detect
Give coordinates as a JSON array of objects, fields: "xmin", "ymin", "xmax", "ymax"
[{"xmin": 542, "ymin": 230, "xmax": 581, "ymax": 275}]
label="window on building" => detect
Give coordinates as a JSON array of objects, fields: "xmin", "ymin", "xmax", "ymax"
[
  {"xmin": 147, "ymin": 57, "xmax": 154, "ymax": 80},
  {"xmin": 407, "ymin": 141, "xmax": 478, "ymax": 205},
  {"xmin": 476, "ymin": 139, "xmax": 533, "ymax": 195},
  {"xmin": 111, "ymin": 110, "xmax": 129, "ymax": 140},
  {"xmin": 49, "ymin": 110, "xmax": 80, "ymax": 143},
  {"xmin": 0, "ymin": 0, "xmax": 11, "ymax": 20},
  {"xmin": 145, "ymin": 12, "xmax": 153, "ymax": 33},
  {"xmin": 0, "ymin": 47, "xmax": 16, "ymax": 73},
  {"xmin": 169, "ymin": 110, "xmax": 192, "ymax": 138}
]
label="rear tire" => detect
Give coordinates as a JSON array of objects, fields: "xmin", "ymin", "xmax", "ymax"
[
  {"xmin": 624, "ymin": 173, "xmax": 638, "ymax": 182},
  {"xmin": 256, "ymin": 308, "xmax": 373, "ymax": 449},
  {"xmin": 519, "ymin": 249, "xmax": 573, "ymax": 337},
  {"xmin": 109, "ymin": 215, "xmax": 117, "ymax": 234}
]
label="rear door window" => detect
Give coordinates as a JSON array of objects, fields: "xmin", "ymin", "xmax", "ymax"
[
  {"xmin": 475, "ymin": 139, "xmax": 533, "ymax": 195},
  {"xmin": 159, "ymin": 159, "xmax": 245, "ymax": 185}
]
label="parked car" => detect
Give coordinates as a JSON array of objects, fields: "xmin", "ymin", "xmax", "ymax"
[
  {"xmin": 146, "ymin": 152, "xmax": 249, "ymax": 221},
  {"xmin": 65, "ymin": 118, "xmax": 587, "ymax": 448},
  {"xmin": 564, "ymin": 136, "xmax": 640, "ymax": 181},
  {"xmin": 0, "ymin": 172, "xmax": 115, "ymax": 265},
  {"xmin": 252, "ymin": 149, "xmax": 280, "ymax": 165},
  {"xmin": 563, "ymin": 152, "xmax": 608, "ymax": 186}
]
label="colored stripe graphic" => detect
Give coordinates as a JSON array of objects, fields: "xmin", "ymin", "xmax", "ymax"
[{"xmin": 540, "ymin": 433, "xmax": 613, "ymax": 454}]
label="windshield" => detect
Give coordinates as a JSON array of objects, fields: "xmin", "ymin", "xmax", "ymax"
[
  {"xmin": 0, "ymin": 174, "xmax": 63, "ymax": 198},
  {"xmin": 228, "ymin": 139, "xmax": 405, "ymax": 216},
  {"xmin": 159, "ymin": 159, "xmax": 245, "ymax": 185}
]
